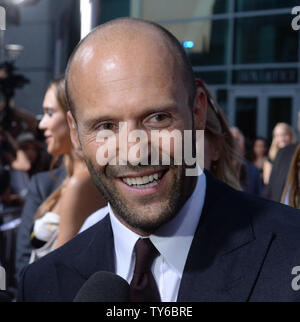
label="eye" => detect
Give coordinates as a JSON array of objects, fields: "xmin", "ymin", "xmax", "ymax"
[
  {"xmin": 152, "ymin": 114, "xmax": 168, "ymax": 122},
  {"xmin": 146, "ymin": 113, "xmax": 172, "ymax": 128},
  {"xmin": 97, "ymin": 122, "xmax": 117, "ymax": 131},
  {"xmin": 44, "ymin": 108, "xmax": 55, "ymax": 117}
]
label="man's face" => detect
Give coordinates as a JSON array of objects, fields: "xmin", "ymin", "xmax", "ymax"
[{"xmin": 68, "ymin": 36, "xmax": 204, "ymax": 235}]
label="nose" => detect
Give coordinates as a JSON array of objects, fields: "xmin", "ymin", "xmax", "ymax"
[
  {"xmin": 38, "ymin": 114, "xmax": 47, "ymax": 131},
  {"xmin": 119, "ymin": 121, "xmax": 151, "ymax": 166}
]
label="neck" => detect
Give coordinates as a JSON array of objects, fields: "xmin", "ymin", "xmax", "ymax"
[{"xmin": 113, "ymin": 211, "xmax": 152, "ymax": 237}]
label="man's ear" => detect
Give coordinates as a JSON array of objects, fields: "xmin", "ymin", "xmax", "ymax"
[
  {"xmin": 67, "ymin": 111, "xmax": 84, "ymax": 158},
  {"xmin": 193, "ymin": 87, "xmax": 207, "ymax": 130}
]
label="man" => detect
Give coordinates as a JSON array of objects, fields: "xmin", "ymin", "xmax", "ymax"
[{"xmin": 18, "ymin": 18, "xmax": 300, "ymax": 302}]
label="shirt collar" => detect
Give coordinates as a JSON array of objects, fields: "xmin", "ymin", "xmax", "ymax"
[
  {"xmin": 150, "ymin": 169, "xmax": 206, "ymax": 276},
  {"xmin": 109, "ymin": 168, "xmax": 206, "ymax": 279},
  {"xmin": 109, "ymin": 203, "xmax": 140, "ymax": 280}
]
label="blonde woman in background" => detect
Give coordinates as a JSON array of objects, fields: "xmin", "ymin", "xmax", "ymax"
[
  {"xmin": 29, "ymin": 78, "xmax": 106, "ymax": 262},
  {"xmin": 281, "ymin": 144, "xmax": 300, "ymax": 209},
  {"xmin": 263, "ymin": 122, "xmax": 297, "ymax": 185}
]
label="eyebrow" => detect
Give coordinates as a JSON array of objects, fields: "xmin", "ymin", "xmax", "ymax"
[
  {"xmin": 83, "ymin": 115, "xmax": 118, "ymax": 130},
  {"xmin": 43, "ymin": 106, "xmax": 55, "ymax": 111}
]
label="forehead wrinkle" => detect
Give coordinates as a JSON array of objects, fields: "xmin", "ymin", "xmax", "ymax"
[
  {"xmin": 70, "ymin": 45, "xmax": 179, "ymax": 104},
  {"xmin": 90, "ymin": 75, "xmax": 171, "ymax": 94}
]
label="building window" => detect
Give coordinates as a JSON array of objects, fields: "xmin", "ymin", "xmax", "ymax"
[
  {"xmin": 99, "ymin": 0, "xmax": 130, "ymax": 23},
  {"xmin": 140, "ymin": 0, "xmax": 229, "ymax": 21},
  {"xmin": 195, "ymin": 71, "xmax": 227, "ymax": 85},
  {"xmin": 234, "ymin": 14, "xmax": 298, "ymax": 64},
  {"xmin": 268, "ymin": 97, "xmax": 292, "ymax": 140},
  {"xmin": 235, "ymin": 98, "xmax": 257, "ymax": 139},
  {"xmin": 162, "ymin": 19, "xmax": 229, "ymax": 66},
  {"xmin": 235, "ymin": 0, "xmax": 299, "ymax": 12}
]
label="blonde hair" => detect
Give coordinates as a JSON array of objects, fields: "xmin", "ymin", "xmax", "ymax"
[
  {"xmin": 281, "ymin": 144, "xmax": 300, "ymax": 208},
  {"xmin": 198, "ymin": 80, "xmax": 242, "ymax": 190},
  {"xmin": 269, "ymin": 122, "xmax": 296, "ymax": 162},
  {"xmin": 35, "ymin": 78, "xmax": 75, "ymax": 220}
]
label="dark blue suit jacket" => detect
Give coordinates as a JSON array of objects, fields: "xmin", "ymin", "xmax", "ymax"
[{"xmin": 17, "ymin": 171, "xmax": 300, "ymax": 301}]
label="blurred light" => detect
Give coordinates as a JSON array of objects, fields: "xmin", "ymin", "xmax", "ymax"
[
  {"xmin": 8, "ymin": 0, "xmax": 25, "ymax": 5},
  {"xmin": 0, "ymin": 6, "xmax": 5, "ymax": 30},
  {"xmin": 5, "ymin": 44, "xmax": 23, "ymax": 61},
  {"xmin": 7, "ymin": 0, "xmax": 39, "ymax": 5},
  {"xmin": 183, "ymin": 41, "xmax": 194, "ymax": 49},
  {"xmin": 80, "ymin": 0, "xmax": 92, "ymax": 40}
]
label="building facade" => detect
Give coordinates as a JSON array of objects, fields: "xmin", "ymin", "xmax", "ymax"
[
  {"xmin": 99, "ymin": 0, "xmax": 300, "ymax": 140},
  {"xmin": 4, "ymin": 0, "xmax": 300, "ymax": 141},
  {"xmin": 2, "ymin": 0, "xmax": 78, "ymax": 116}
]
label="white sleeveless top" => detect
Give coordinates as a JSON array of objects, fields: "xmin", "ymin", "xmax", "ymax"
[{"xmin": 29, "ymin": 212, "xmax": 60, "ymax": 264}]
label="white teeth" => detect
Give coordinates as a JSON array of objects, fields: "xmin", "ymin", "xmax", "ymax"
[
  {"xmin": 122, "ymin": 172, "xmax": 163, "ymax": 187},
  {"xmin": 132, "ymin": 181, "xmax": 159, "ymax": 189}
]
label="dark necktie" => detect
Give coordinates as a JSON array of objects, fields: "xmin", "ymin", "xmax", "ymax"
[{"xmin": 130, "ymin": 238, "xmax": 161, "ymax": 302}]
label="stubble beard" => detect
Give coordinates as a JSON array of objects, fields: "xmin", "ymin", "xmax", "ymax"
[{"xmin": 84, "ymin": 158, "xmax": 187, "ymax": 234}]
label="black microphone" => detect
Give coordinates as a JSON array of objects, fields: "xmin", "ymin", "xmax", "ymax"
[{"xmin": 73, "ymin": 271, "xmax": 130, "ymax": 302}]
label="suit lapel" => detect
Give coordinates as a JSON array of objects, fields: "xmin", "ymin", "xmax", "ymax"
[
  {"xmin": 178, "ymin": 171, "xmax": 274, "ymax": 302},
  {"xmin": 61, "ymin": 215, "xmax": 115, "ymax": 280},
  {"xmin": 54, "ymin": 215, "xmax": 115, "ymax": 300},
  {"xmin": 221, "ymin": 232, "xmax": 274, "ymax": 301}
]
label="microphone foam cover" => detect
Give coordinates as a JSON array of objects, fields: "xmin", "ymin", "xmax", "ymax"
[{"xmin": 73, "ymin": 271, "xmax": 130, "ymax": 302}]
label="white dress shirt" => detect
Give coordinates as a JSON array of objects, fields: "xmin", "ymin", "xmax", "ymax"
[
  {"xmin": 79, "ymin": 206, "xmax": 109, "ymax": 233},
  {"xmin": 110, "ymin": 170, "xmax": 206, "ymax": 302}
]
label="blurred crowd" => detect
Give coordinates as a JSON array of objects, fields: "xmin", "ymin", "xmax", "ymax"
[
  {"xmin": 0, "ymin": 62, "xmax": 50, "ymax": 211},
  {"xmin": 0, "ymin": 126, "xmax": 50, "ymax": 209}
]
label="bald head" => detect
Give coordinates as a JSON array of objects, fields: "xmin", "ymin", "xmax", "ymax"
[
  {"xmin": 65, "ymin": 18, "xmax": 207, "ymax": 235},
  {"xmin": 65, "ymin": 18, "xmax": 196, "ymax": 119}
]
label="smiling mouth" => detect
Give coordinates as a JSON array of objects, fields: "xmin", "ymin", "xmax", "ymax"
[{"xmin": 120, "ymin": 170, "xmax": 167, "ymax": 189}]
